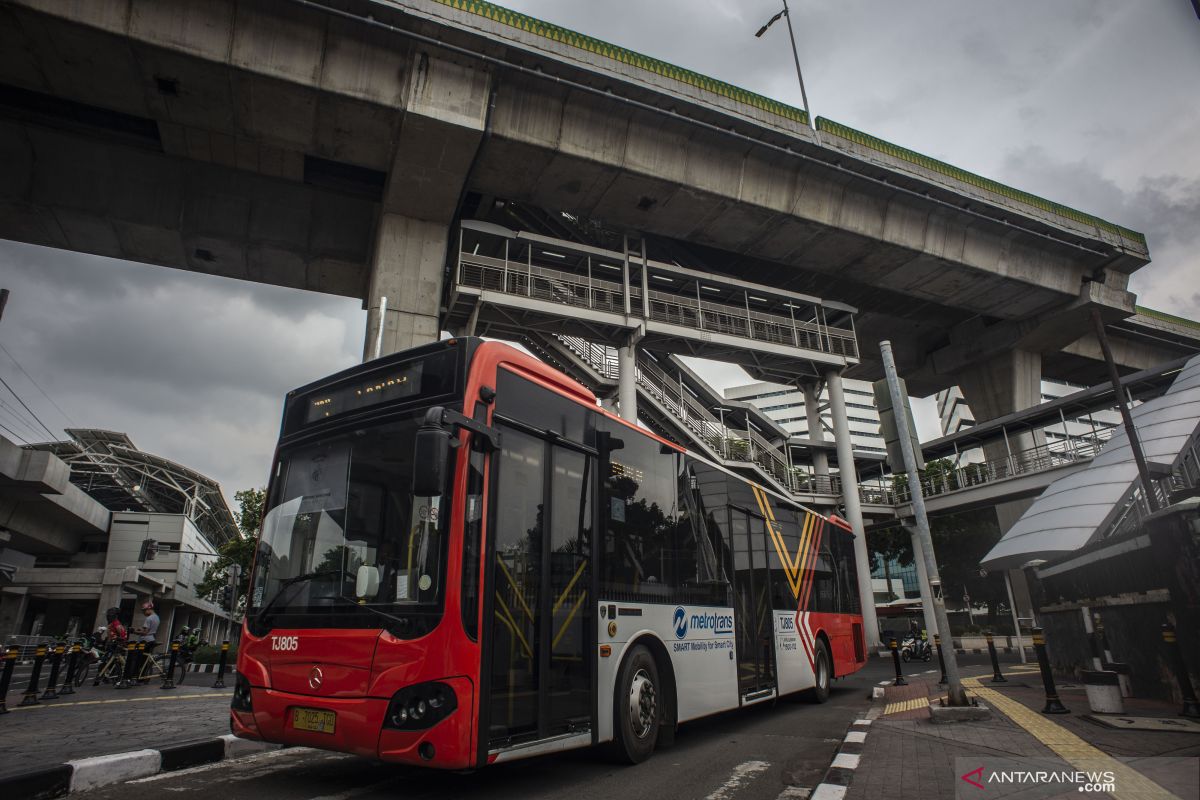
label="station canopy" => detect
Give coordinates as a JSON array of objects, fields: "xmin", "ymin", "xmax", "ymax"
[{"xmin": 26, "ymin": 429, "xmax": 239, "ymax": 548}]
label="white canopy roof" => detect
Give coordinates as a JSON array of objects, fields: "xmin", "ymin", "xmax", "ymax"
[{"xmin": 981, "ymin": 355, "xmax": 1200, "ymax": 570}]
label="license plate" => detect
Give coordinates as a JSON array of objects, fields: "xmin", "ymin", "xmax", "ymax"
[{"xmin": 292, "ymin": 707, "xmax": 336, "ymax": 734}]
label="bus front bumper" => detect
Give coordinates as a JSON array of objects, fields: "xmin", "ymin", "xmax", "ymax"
[{"xmin": 230, "ymin": 679, "xmax": 474, "ymax": 769}]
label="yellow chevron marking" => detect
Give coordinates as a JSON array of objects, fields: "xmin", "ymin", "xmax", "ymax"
[{"xmin": 754, "ymin": 485, "xmax": 827, "ymax": 604}]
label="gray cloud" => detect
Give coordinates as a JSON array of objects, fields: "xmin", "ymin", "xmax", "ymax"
[
  {"xmin": 1, "ymin": 0, "xmax": 1195, "ymax": 503},
  {"xmin": 1000, "ymin": 147, "xmax": 1200, "ymax": 317}
]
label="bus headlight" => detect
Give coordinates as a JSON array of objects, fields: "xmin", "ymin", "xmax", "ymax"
[
  {"xmin": 231, "ymin": 673, "xmax": 253, "ymax": 712},
  {"xmin": 384, "ymin": 681, "xmax": 457, "ymax": 731}
]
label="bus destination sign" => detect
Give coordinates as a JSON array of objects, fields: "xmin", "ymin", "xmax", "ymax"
[{"xmin": 303, "ymin": 362, "xmax": 424, "ymax": 424}]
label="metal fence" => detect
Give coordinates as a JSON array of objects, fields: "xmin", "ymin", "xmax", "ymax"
[{"xmin": 458, "ymin": 253, "xmax": 858, "ymax": 359}]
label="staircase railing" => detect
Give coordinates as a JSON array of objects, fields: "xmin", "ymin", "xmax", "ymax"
[
  {"xmin": 457, "ymin": 251, "xmax": 858, "ymax": 359},
  {"xmin": 532, "ymin": 333, "xmax": 1116, "ymax": 512}
]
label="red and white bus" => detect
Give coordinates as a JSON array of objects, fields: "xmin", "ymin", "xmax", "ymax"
[{"xmin": 232, "ymin": 338, "xmax": 866, "ymax": 768}]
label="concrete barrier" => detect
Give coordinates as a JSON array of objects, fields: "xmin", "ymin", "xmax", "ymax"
[
  {"xmin": 68, "ymin": 750, "xmax": 160, "ymax": 793},
  {"xmin": 0, "ymin": 736, "xmax": 280, "ymax": 799}
]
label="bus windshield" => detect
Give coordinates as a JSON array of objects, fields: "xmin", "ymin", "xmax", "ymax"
[{"xmin": 248, "ymin": 414, "xmax": 448, "ymax": 637}]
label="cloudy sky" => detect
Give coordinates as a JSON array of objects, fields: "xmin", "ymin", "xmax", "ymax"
[{"xmin": 1, "ymin": 0, "xmax": 1196, "ymax": 511}]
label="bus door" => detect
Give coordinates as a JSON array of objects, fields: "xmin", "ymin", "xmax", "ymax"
[
  {"xmin": 485, "ymin": 425, "xmax": 595, "ymax": 749},
  {"xmin": 730, "ymin": 507, "xmax": 776, "ymax": 698}
]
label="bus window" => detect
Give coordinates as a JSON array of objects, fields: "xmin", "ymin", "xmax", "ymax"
[
  {"xmin": 833, "ymin": 530, "xmax": 862, "ymax": 614},
  {"xmin": 676, "ymin": 460, "xmax": 728, "ymax": 605},
  {"xmin": 600, "ymin": 424, "xmax": 710, "ymax": 599},
  {"xmin": 809, "ymin": 544, "xmax": 837, "ymax": 614}
]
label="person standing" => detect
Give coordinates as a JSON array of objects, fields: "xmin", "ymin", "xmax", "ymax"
[{"xmin": 135, "ymin": 601, "xmax": 160, "ymax": 682}]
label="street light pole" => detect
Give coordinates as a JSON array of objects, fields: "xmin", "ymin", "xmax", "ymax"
[
  {"xmin": 880, "ymin": 340, "xmax": 968, "ymax": 706},
  {"xmin": 756, "ymin": 1, "xmax": 815, "ymax": 130}
]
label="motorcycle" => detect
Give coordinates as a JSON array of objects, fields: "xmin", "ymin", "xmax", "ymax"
[{"xmin": 900, "ymin": 633, "xmax": 932, "ymax": 662}]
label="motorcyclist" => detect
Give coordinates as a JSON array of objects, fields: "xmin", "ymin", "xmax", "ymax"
[{"xmin": 177, "ymin": 626, "xmax": 201, "ymax": 659}]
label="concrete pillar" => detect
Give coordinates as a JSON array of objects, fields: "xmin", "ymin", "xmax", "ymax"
[
  {"xmin": 955, "ymin": 349, "xmax": 1045, "ymax": 460},
  {"xmin": 94, "ymin": 582, "xmax": 124, "ymax": 631},
  {"xmin": 826, "ymin": 369, "xmax": 880, "ymax": 648},
  {"xmin": 0, "ymin": 589, "xmax": 30, "ymax": 636},
  {"xmin": 362, "ymin": 214, "xmax": 448, "ymax": 359},
  {"xmin": 617, "ymin": 343, "xmax": 637, "ymax": 423},
  {"xmin": 956, "ymin": 348, "xmax": 1046, "ymax": 547},
  {"xmin": 801, "ymin": 381, "xmax": 830, "ymax": 478},
  {"xmin": 362, "ymin": 48, "xmax": 491, "ymax": 360}
]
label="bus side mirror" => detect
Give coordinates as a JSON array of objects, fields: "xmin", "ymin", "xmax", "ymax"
[{"xmin": 413, "ymin": 407, "xmax": 451, "ymax": 496}]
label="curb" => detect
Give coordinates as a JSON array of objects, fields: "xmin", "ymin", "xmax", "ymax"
[
  {"xmin": 185, "ymin": 663, "xmax": 238, "ymax": 674},
  {"xmin": 810, "ymin": 707, "xmax": 880, "ymax": 800},
  {"xmin": 0, "ymin": 735, "xmax": 281, "ymax": 800}
]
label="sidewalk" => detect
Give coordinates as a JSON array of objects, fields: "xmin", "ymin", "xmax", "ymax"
[
  {"xmin": 0, "ymin": 677, "xmax": 233, "ymax": 779},
  {"xmin": 842, "ymin": 663, "xmax": 1200, "ymax": 799}
]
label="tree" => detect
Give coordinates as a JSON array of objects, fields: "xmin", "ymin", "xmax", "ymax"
[{"xmin": 197, "ymin": 488, "xmax": 265, "ymax": 608}]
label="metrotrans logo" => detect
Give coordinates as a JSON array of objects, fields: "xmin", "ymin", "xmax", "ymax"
[{"xmin": 673, "ymin": 606, "xmax": 733, "ymax": 639}]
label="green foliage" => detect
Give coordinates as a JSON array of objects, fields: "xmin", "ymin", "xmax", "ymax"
[
  {"xmin": 196, "ymin": 488, "xmax": 265, "ymax": 606},
  {"xmin": 234, "ymin": 488, "xmax": 266, "ymax": 538},
  {"xmin": 868, "ymin": 501, "xmax": 1008, "ymax": 625}
]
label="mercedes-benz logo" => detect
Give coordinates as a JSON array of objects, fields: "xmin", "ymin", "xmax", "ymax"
[{"xmin": 308, "ymin": 666, "xmax": 323, "ymax": 690}]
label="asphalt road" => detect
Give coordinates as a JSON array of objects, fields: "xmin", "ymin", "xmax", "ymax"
[{"xmin": 78, "ymin": 657, "xmax": 906, "ymax": 800}]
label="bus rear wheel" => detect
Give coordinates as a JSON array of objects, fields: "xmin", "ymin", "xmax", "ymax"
[
  {"xmin": 612, "ymin": 644, "xmax": 659, "ymax": 764},
  {"xmin": 806, "ymin": 638, "xmax": 832, "ymax": 704}
]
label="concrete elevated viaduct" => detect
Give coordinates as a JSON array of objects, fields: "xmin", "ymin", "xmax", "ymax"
[
  {"xmin": 2, "ymin": 0, "xmax": 1188, "ymax": 640},
  {"xmin": 0, "ymin": 1, "xmax": 1161, "ymax": 379}
]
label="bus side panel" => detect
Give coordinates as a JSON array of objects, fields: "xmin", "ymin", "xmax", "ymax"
[
  {"xmin": 773, "ymin": 609, "xmax": 815, "ymax": 695},
  {"xmin": 595, "ymin": 602, "xmax": 739, "ymax": 741},
  {"xmin": 806, "ymin": 611, "xmax": 867, "ymax": 678}
]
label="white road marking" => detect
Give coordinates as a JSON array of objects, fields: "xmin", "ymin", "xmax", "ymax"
[
  {"xmin": 776, "ymin": 787, "xmax": 812, "ymax": 799},
  {"xmin": 852, "ymin": 719, "xmax": 872, "ymax": 726},
  {"xmin": 876, "ymin": 680, "xmax": 891, "ymax": 686},
  {"xmin": 811, "ymin": 785, "xmax": 847, "ymax": 800},
  {"xmin": 843, "ymin": 731, "xmax": 866, "ymax": 743},
  {"xmin": 705, "ymin": 760, "xmax": 771, "ymax": 800},
  {"xmin": 831, "ymin": 753, "xmax": 860, "ymax": 770}
]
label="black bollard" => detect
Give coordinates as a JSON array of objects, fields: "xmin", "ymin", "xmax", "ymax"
[
  {"xmin": 0, "ymin": 646, "xmax": 18, "ymax": 713},
  {"xmin": 116, "ymin": 641, "xmax": 137, "ymax": 689},
  {"xmin": 1161, "ymin": 623, "xmax": 1200, "ymax": 717},
  {"xmin": 41, "ymin": 644, "xmax": 64, "ymax": 700},
  {"xmin": 934, "ymin": 633, "xmax": 948, "ymax": 686},
  {"xmin": 889, "ymin": 638, "xmax": 907, "ymax": 686},
  {"xmin": 1032, "ymin": 627, "xmax": 1068, "ymax": 714},
  {"xmin": 162, "ymin": 642, "xmax": 179, "ymax": 690},
  {"xmin": 986, "ymin": 631, "xmax": 1007, "ymax": 683},
  {"xmin": 212, "ymin": 640, "xmax": 230, "ymax": 689},
  {"xmin": 20, "ymin": 645, "xmax": 46, "ymax": 706},
  {"xmin": 60, "ymin": 644, "xmax": 80, "ymax": 695}
]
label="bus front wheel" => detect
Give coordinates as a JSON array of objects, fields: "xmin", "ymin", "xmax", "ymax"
[
  {"xmin": 612, "ymin": 644, "xmax": 659, "ymax": 764},
  {"xmin": 806, "ymin": 638, "xmax": 832, "ymax": 704}
]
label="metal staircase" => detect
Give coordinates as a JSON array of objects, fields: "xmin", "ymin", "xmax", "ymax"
[{"xmin": 522, "ymin": 332, "xmax": 834, "ymax": 502}]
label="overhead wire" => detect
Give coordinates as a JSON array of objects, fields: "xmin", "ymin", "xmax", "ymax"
[
  {"xmin": 0, "ymin": 373, "xmax": 57, "ymax": 441},
  {"xmin": 0, "ymin": 343, "xmax": 76, "ymax": 427},
  {"xmin": 0, "ymin": 399, "xmax": 43, "ymax": 442},
  {"xmin": 0, "ymin": 419, "xmax": 29, "ymax": 444}
]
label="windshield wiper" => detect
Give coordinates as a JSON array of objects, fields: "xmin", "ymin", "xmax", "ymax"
[{"xmin": 256, "ymin": 569, "xmax": 345, "ymax": 625}]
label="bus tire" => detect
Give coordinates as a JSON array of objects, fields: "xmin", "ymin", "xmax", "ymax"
[
  {"xmin": 611, "ymin": 644, "xmax": 659, "ymax": 764},
  {"xmin": 806, "ymin": 638, "xmax": 832, "ymax": 704}
]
